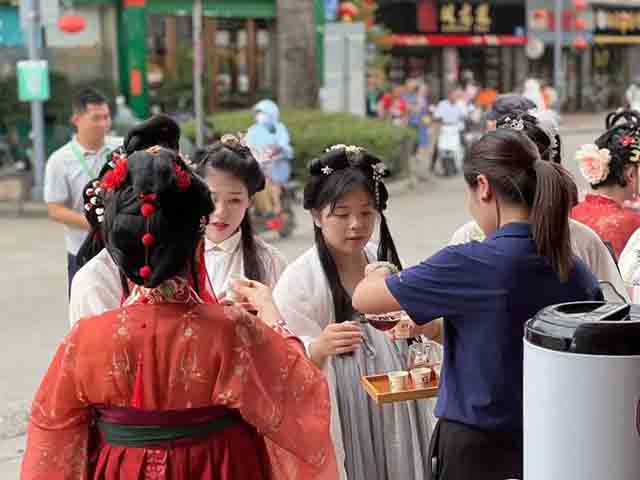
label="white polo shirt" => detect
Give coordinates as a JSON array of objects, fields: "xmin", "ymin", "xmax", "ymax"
[{"xmin": 44, "ymin": 136, "xmax": 121, "ymax": 255}]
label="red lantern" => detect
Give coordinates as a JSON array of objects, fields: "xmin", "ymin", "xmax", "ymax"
[
  {"xmin": 573, "ymin": 0, "xmax": 587, "ymax": 12},
  {"xmin": 58, "ymin": 12, "xmax": 87, "ymax": 34},
  {"xmin": 339, "ymin": 2, "xmax": 360, "ymax": 22},
  {"xmin": 575, "ymin": 17, "xmax": 586, "ymax": 30},
  {"xmin": 573, "ymin": 35, "xmax": 588, "ymax": 49},
  {"xmin": 533, "ymin": 9, "xmax": 548, "ymax": 19}
]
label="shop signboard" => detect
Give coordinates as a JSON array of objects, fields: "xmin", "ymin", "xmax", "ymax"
[
  {"xmin": 377, "ymin": 0, "xmax": 526, "ymax": 45},
  {"xmin": 593, "ymin": 5, "xmax": 640, "ymax": 36},
  {"xmin": 593, "ymin": 4, "xmax": 640, "ymax": 44},
  {"xmin": 378, "ymin": 0, "xmax": 525, "ymax": 36}
]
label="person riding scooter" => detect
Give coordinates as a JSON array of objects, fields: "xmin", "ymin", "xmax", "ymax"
[{"xmin": 244, "ymin": 99, "xmax": 295, "ymax": 234}]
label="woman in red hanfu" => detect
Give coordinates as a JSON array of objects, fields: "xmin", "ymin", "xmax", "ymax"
[
  {"xmin": 20, "ymin": 145, "xmax": 337, "ymax": 480},
  {"xmin": 571, "ymin": 110, "xmax": 640, "ymax": 260}
]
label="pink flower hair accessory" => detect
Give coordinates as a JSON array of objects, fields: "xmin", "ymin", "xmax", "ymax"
[{"xmin": 576, "ymin": 144, "xmax": 611, "ymax": 186}]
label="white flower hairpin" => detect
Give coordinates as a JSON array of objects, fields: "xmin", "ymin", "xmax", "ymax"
[
  {"xmin": 576, "ymin": 144, "xmax": 611, "ymax": 186},
  {"xmin": 327, "ymin": 144, "xmax": 365, "ymax": 162}
]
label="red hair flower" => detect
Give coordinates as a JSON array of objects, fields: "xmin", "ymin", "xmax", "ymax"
[
  {"xmin": 175, "ymin": 164, "xmax": 191, "ymax": 191},
  {"xmin": 622, "ymin": 135, "xmax": 634, "ymax": 147},
  {"xmin": 102, "ymin": 157, "xmax": 129, "ymax": 191}
]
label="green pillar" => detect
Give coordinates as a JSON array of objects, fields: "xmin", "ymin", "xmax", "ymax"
[
  {"xmin": 116, "ymin": 3, "xmax": 129, "ymax": 98},
  {"xmin": 314, "ymin": 0, "xmax": 325, "ymax": 88},
  {"xmin": 120, "ymin": 0, "xmax": 149, "ymax": 118}
]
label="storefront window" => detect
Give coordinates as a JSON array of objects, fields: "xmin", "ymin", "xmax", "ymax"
[{"xmin": 146, "ymin": 14, "xmax": 276, "ymax": 113}]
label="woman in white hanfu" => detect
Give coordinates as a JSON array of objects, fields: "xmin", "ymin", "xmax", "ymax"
[
  {"xmin": 618, "ymin": 229, "xmax": 640, "ymax": 302},
  {"xmin": 69, "ymin": 132, "xmax": 287, "ymax": 325},
  {"xmin": 273, "ymin": 145, "xmax": 435, "ymax": 480}
]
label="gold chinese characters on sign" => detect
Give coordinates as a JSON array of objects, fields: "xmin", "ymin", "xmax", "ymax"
[
  {"xmin": 595, "ymin": 8, "xmax": 640, "ymax": 34},
  {"xmin": 440, "ymin": 2, "xmax": 492, "ymax": 33}
]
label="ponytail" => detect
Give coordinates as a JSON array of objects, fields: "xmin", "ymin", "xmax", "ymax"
[
  {"xmin": 240, "ymin": 214, "xmax": 265, "ymax": 283},
  {"xmin": 531, "ymin": 160, "xmax": 575, "ymax": 281}
]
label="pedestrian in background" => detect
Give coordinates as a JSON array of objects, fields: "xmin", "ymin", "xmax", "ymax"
[
  {"xmin": 366, "ymin": 72, "xmax": 384, "ymax": 118},
  {"xmin": 378, "ymin": 83, "xmax": 408, "ymax": 126},
  {"xmin": 44, "ymin": 88, "xmax": 120, "ymax": 292}
]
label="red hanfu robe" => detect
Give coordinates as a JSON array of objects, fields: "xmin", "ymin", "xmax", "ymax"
[
  {"xmin": 21, "ymin": 277, "xmax": 337, "ymax": 480},
  {"xmin": 571, "ymin": 194, "xmax": 640, "ymax": 260}
]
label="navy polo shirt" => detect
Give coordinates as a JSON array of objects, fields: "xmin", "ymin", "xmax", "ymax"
[{"xmin": 386, "ymin": 222, "xmax": 602, "ymax": 431}]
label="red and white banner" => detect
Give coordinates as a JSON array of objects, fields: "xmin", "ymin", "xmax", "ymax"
[{"xmin": 383, "ymin": 33, "xmax": 527, "ymax": 47}]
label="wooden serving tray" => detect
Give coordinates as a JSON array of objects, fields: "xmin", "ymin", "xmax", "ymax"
[{"xmin": 361, "ymin": 373, "xmax": 439, "ymax": 405}]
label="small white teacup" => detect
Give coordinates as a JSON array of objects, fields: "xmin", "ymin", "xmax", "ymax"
[
  {"xmin": 388, "ymin": 371, "xmax": 409, "ymax": 392},
  {"xmin": 410, "ymin": 367, "xmax": 432, "ymax": 388}
]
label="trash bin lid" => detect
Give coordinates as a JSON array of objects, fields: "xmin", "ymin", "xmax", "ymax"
[{"xmin": 525, "ymin": 302, "xmax": 640, "ymax": 355}]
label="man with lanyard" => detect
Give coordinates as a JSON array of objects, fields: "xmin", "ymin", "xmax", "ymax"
[{"xmin": 44, "ymin": 88, "xmax": 120, "ymax": 292}]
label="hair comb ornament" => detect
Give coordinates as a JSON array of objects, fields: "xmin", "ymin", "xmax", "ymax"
[
  {"xmin": 220, "ymin": 134, "xmax": 241, "ymax": 146},
  {"xmin": 501, "ymin": 116, "xmax": 525, "ymax": 131},
  {"xmin": 84, "ymin": 179, "xmax": 104, "ymax": 222},
  {"xmin": 321, "ymin": 165, "xmax": 334, "ymax": 175},
  {"xmin": 327, "ymin": 144, "xmax": 366, "ymax": 163},
  {"xmin": 372, "ymin": 161, "xmax": 387, "ymax": 208}
]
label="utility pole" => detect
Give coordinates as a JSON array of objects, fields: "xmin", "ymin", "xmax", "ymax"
[
  {"xmin": 553, "ymin": 0, "xmax": 563, "ymax": 106},
  {"xmin": 193, "ymin": 0, "xmax": 204, "ymax": 147},
  {"xmin": 21, "ymin": 0, "xmax": 46, "ymax": 200}
]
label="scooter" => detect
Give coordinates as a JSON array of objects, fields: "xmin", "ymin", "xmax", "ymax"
[
  {"xmin": 251, "ymin": 180, "xmax": 299, "ymax": 239},
  {"xmin": 436, "ymin": 124, "xmax": 464, "ymax": 177}
]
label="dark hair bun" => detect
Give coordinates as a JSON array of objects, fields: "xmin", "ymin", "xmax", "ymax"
[
  {"xmin": 304, "ymin": 145, "xmax": 390, "ymax": 211},
  {"xmin": 104, "ymin": 147, "xmax": 213, "ymax": 287},
  {"xmin": 124, "ymin": 114, "xmax": 181, "ymax": 155},
  {"xmin": 592, "ymin": 109, "xmax": 640, "ymax": 187}
]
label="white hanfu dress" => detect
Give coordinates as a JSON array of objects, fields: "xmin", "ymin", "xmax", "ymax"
[
  {"xmin": 273, "ymin": 244, "xmax": 434, "ymax": 480},
  {"xmin": 204, "ymin": 230, "xmax": 286, "ymax": 297},
  {"xmin": 69, "ymin": 231, "xmax": 287, "ymax": 326}
]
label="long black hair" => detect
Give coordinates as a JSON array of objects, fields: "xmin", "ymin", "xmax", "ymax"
[
  {"xmin": 464, "ymin": 129, "xmax": 576, "ymax": 280},
  {"xmin": 75, "ymin": 115, "xmax": 183, "ymax": 272},
  {"xmin": 591, "ymin": 109, "xmax": 640, "ymax": 189},
  {"xmin": 194, "ymin": 136, "xmax": 267, "ymax": 283},
  {"xmin": 303, "ymin": 145, "xmax": 402, "ymax": 322}
]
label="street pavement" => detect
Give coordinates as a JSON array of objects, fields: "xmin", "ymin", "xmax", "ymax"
[{"xmin": 0, "ymin": 117, "xmax": 602, "ymax": 476}]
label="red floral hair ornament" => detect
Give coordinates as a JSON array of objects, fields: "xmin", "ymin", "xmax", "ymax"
[
  {"xmin": 175, "ymin": 164, "xmax": 191, "ymax": 191},
  {"xmin": 102, "ymin": 154, "xmax": 129, "ymax": 192}
]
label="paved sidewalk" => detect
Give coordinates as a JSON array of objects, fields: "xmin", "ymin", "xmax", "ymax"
[{"xmin": 560, "ymin": 112, "xmax": 608, "ymax": 133}]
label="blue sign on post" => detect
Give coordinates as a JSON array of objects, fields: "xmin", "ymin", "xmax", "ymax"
[
  {"xmin": 325, "ymin": 0, "xmax": 338, "ymax": 22},
  {"xmin": 0, "ymin": 6, "xmax": 24, "ymax": 47}
]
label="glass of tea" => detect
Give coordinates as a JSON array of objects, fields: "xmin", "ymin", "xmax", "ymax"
[
  {"xmin": 365, "ymin": 311, "xmax": 404, "ymax": 331},
  {"xmin": 407, "ymin": 342, "xmax": 431, "ymax": 371}
]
